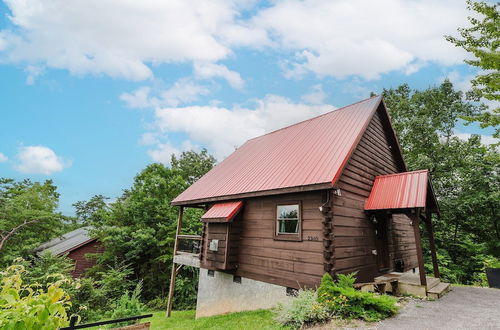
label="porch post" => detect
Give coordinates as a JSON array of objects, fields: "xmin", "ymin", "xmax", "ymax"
[
  {"xmin": 166, "ymin": 206, "xmax": 184, "ymax": 317},
  {"xmin": 411, "ymin": 209, "xmax": 427, "ymax": 286},
  {"xmin": 423, "ymin": 209, "xmax": 440, "ymax": 279}
]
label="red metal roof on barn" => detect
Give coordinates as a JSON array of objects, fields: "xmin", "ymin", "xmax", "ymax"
[
  {"xmin": 201, "ymin": 201, "xmax": 243, "ymax": 222},
  {"xmin": 364, "ymin": 170, "xmax": 433, "ymax": 210},
  {"xmin": 173, "ymin": 96, "xmax": 383, "ymax": 205}
]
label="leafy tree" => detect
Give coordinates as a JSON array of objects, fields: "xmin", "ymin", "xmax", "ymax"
[
  {"xmin": 73, "ymin": 195, "xmax": 109, "ymax": 226},
  {"xmin": 84, "ymin": 150, "xmax": 215, "ymax": 304},
  {"xmin": 0, "ymin": 178, "xmax": 74, "ymax": 266},
  {"xmin": 171, "ymin": 148, "xmax": 217, "ymax": 185},
  {"xmin": 446, "ymin": 1, "xmax": 499, "ymax": 137},
  {"xmin": 383, "ymin": 81, "xmax": 500, "ymax": 284}
]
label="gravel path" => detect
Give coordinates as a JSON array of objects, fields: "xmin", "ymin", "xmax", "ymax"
[{"xmin": 370, "ymin": 286, "xmax": 500, "ymax": 330}]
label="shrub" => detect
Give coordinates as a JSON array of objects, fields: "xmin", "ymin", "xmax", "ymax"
[
  {"xmin": 109, "ymin": 281, "xmax": 146, "ymax": 327},
  {"xmin": 317, "ymin": 273, "xmax": 398, "ymax": 322},
  {"xmin": 146, "ymin": 296, "xmax": 167, "ymax": 310},
  {"xmin": 0, "ymin": 264, "xmax": 73, "ymax": 329},
  {"xmin": 275, "ymin": 290, "xmax": 330, "ymax": 329}
]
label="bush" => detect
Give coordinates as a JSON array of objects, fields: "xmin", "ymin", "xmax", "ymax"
[
  {"xmin": 0, "ymin": 264, "xmax": 73, "ymax": 329},
  {"xmin": 317, "ymin": 273, "xmax": 398, "ymax": 322},
  {"xmin": 146, "ymin": 296, "xmax": 167, "ymax": 310},
  {"xmin": 109, "ymin": 281, "xmax": 146, "ymax": 327},
  {"xmin": 275, "ymin": 290, "xmax": 330, "ymax": 329}
]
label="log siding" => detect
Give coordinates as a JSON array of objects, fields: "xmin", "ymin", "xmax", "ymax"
[
  {"xmin": 234, "ymin": 191, "xmax": 327, "ymax": 289},
  {"xmin": 333, "ymin": 107, "xmax": 417, "ymax": 282}
]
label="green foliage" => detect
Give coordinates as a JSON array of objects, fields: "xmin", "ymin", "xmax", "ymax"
[
  {"xmin": 74, "ymin": 150, "xmax": 215, "ymax": 307},
  {"xmin": 95, "ymin": 261, "xmax": 134, "ymax": 302},
  {"xmin": 14, "ymin": 252, "xmax": 75, "ymax": 289},
  {"xmin": 336, "ymin": 272, "xmax": 357, "ymax": 289},
  {"xmin": 275, "ymin": 290, "xmax": 329, "ymax": 329},
  {"xmin": 446, "ymin": 1, "xmax": 499, "ymax": 138},
  {"xmin": 276, "ymin": 273, "xmax": 398, "ymax": 328},
  {"xmin": 109, "ymin": 281, "xmax": 146, "ymax": 327},
  {"xmin": 317, "ymin": 273, "xmax": 398, "ymax": 322},
  {"xmin": 171, "ymin": 148, "xmax": 217, "ymax": 185},
  {"xmin": 0, "ymin": 178, "xmax": 76, "ymax": 266},
  {"xmin": 383, "ymin": 81, "xmax": 500, "ymax": 285},
  {"xmin": 0, "ymin": 264, "xmax": 72, "ymax": 329},
  {"xmin": 173, "ymin": 267, "xmax": 199, "ymax": 310}
]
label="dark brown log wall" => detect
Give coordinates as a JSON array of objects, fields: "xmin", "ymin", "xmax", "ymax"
[
  {"xmin": 234, "ymin": 191, "xmax": 327, "ymax": 289},
  {"xmin": 333, "ymin": 107, "xmax": 417, "ymax": 282},
  {"xmin": 201, "ymin": 214, "xmax": 242, "ymax": 271},
  {"xmin": 67, "ymin": 240, "xmax": 103, "ymax": 278}
]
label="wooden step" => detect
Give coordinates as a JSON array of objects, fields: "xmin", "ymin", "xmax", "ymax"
[{"xmin": 427, "ymin": 282, "xmax": 451, "ymax": 299}]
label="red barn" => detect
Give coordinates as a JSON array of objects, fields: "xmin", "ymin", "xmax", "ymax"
[
  {"xmin": 37, "ymin": 227, "xmax": 102, "ymax": 278},
  {"xmin": 167, "ymin": 96, "xmax": 448, "ymax": 317}
]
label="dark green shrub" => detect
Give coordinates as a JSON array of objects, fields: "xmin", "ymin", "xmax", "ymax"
[{"xmin": 317, "ymin": 273, "xmax": 398, "ymax": 322}]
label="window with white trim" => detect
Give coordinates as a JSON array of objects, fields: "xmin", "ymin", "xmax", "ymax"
[{"xmin": 276, "ymin": 204, "xmax": 300, "ymax": 234}]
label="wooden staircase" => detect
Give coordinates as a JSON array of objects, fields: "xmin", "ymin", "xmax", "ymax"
[{"xmin": 372, "ymin": 270, "xmax": 451, "ymax": 299}]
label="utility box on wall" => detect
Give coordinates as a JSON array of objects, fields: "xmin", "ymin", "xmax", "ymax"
[{"xmin": 200, "ymin": 201, "xmax": 243, "ymax": 271}]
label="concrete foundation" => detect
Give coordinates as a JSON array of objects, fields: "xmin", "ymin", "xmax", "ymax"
[{"xmin": 196, "ymin": 269, "xmax": 291, "ymax": 318}]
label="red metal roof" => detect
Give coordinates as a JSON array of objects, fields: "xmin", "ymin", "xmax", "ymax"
[
  {"xmin": 364, "ymin": 170, "xmax": 433, "ymax": 211},
  {"xmin": 201, "ymin": 201, "xmax": 244, "ymax": 222},
  {"xmin": 173, "ymin": 96, "xmax": 383, "ymax": 205}
]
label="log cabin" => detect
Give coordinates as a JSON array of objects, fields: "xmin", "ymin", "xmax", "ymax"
[{"xmin": 167, "ymin": 95, "xmax": 446, "ymax": 318}]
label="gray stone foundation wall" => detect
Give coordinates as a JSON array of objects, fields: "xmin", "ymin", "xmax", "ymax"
[{"xmin": 196, "ymin": 269, "xmax": 291, "ymax": 318}]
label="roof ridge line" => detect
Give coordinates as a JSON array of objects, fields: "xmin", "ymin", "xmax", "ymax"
[{"xmin": 246, "ymin": 95, "xmax": 381, "ymax": 142}]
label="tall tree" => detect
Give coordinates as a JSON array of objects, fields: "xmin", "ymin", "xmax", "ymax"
[
  {"xmin": 171, "ymin": 148, "xmax": 217, "ymax": 185},
  {"xmin": 446, "ymin": 0, "xmax": 499, "ymax": 137},
  {"xmin": 86, "ymin": 149, "xmax": 215, "ymax": 303},
  {"xmin": 383, "ymin": 81, "xmax": 499, "ymax": 283},
  {"xmin": 0, "ymin": 178, "xmax": 72, "ymax": 265}
]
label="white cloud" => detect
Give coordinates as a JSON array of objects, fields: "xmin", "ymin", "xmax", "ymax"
[
  {"xmin": 0, "ymin": 153, "xmax": 8, "ymax": 163},
  {"xmin": 454, "ymin": 133, "xmax": 500, "ymax": 145},
  {"xmin": 194, "ymin": 62, "xmax": 244, "ymax": 89},
  {"xmin": 1, "ymin": 0, "xmax": 471, "ymax": 83},
  {"xmin": 301, "ymin": 84, "xmax": 327, "ymax": 104},
  {"xmin": 161, "ymin": 79, "xmax": 210, "ymax": 107},
  {"xmin": 120, "ymin": 79, "xmax": 210, "ymax": 108},
  {"xmin": 252, "ymin": 0, "xmax": 469, "ymax": 79},
  {"xmin": 24, "ymin": 65, "xmax": 44, "ymax": 85},
  {"xmin": 150, "ymin": 95, "xmax": 336, "ymax": 159},
  {"xmin": 14, "ymin": 146, "xmax": 71, "ymax": 175},
  {"xmin": 454, "ymin": 133, "xmax": 499, "ymax": 146},
  {"xmin": 120, "ymin": 86, "xmax": 153, "ymax": 109},
  {"xmin": 147, "ymin": 140, "xmax": 199, "ymax": 165},
  {"xmin": 1, "ymin": 0, "xmax": 251, "ymax": 80}
]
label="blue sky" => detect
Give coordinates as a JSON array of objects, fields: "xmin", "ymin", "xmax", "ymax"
[{"xmin": 0, "ymin": 0, "xmax": 497, "ymax": 215}]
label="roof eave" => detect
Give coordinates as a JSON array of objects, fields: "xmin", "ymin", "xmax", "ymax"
[{"xmin": 172, "ymin": 182, "xmax": 334, "ymax": 206}]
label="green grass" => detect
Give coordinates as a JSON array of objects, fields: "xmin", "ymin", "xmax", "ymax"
[{"xmin": 147, "ymin": 309, "xmax": 287, "ymax": 330}]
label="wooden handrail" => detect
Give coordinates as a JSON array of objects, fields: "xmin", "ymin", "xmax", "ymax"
[{"xmin": 177, "ymin": 234, "xmax": 202, "ymax": 240}]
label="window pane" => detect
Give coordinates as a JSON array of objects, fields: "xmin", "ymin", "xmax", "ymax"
[
  {"xmin": 278, "ymin": 220, "xmax": 299, "ymax": 233},
  {"xmin": 277, "ymin": 204, "xmax": 299, "ymax": 219}
]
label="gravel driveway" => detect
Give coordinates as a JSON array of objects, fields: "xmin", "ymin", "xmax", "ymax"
[{"xmin": 371, "ymin": 286, "xmax": 500, "ymax": 330}]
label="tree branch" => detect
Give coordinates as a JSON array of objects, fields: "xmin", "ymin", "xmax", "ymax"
[{"xmin": 0, "ymin": 219, "xmax": 40, "ymax": 250}]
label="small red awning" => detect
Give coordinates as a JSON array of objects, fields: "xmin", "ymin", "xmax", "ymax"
[
  {"xmin": 365, "ymin": 170, "xmax": 438, "ymax": 212},
  {"xmin": 201, "ymin": 201, "xmax": 243, "ymax": 223}
]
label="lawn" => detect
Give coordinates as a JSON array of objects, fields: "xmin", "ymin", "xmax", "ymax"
[{"xmin": 147, "ymin": 309, "xmax": 287, "ymax": 330}]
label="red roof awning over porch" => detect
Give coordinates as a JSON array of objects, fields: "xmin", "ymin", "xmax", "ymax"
[
  {"xmin": 364, "ymin": 170, "xmax": 439, "ymax": 212},
  {"xmin": 201, "ymin": 201, "xmax": 244, "ymax": 223}
]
